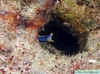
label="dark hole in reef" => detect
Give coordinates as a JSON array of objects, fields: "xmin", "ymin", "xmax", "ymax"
[{"xmin": 38, "ymin": 14, "xmax": 79, "ymax": 55}]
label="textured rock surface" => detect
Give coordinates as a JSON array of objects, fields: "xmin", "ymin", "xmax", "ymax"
[
  {"xmin": 55, "ymin": 0, "xmax": 100, "ymax": 51},
  {"xmin": 0, "ymin": 0, "xmax": 100, "ymax": 74}
]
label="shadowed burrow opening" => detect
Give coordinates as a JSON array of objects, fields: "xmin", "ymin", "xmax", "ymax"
[{"xmin": 38, "ymin": 14, "xmax": 80, "ymax": 55}]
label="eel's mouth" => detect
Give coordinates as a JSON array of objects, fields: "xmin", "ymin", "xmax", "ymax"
[{"xmin": 39, "ymin": 14, "xmax": 79, "ymax": 55}]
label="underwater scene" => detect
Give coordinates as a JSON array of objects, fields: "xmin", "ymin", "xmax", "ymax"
[{"xmin": 0, "ymin": 0, "xmax": 100, "ymax": 74}]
